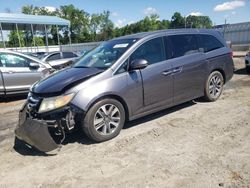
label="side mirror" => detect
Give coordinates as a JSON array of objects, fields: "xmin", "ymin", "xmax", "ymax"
[
  {"xmin": 29, "ymin": 62, "xmax": 40, "ymax": 69},
  {"xmin": 129, "ymin": 59, "xmax": 148, "ymax": 71}
]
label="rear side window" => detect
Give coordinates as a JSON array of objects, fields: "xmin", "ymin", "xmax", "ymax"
[
  {"xmin": 46, "ymin": 53, "xmax": 61, "ymax": 61},
  {"xmin": 169, "ymin": 34, "xmax": 199, "ymax": 58},
  {"xmin": 200, "ymin": 34, "xmax": 224, "ymax": 53},
  {"xmin": 130, "ymin": 37, "xmax": 165, "ymax": 65},
  {"xmin": 163, "ymin": 37, "xmax": 173, "ymax": 60},
  {"xmin": 63, "ymin": 52, "xmax": 77, "ymax": 58}
]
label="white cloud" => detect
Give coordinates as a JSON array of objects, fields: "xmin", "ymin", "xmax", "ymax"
[
  {"xmin": 111, "ymin": 12, "xmax": 118, "ymax": 17},
  {"xmin": 115, "ymin": 19, "xmax": 127, "ymax": 28},
  {"xmin": 144, "ymin": 7, "xmax": 157, "ymax": 15},
  {"xmin": 44, "ymin": 6, "xmax": 56, "ymax": 12},
  {"xmin": 213, "ymin": 0, "xmax": 245, "ymax": 12},
  {"xmin": 188, "ymin": 12, "xmax": 203, "ymax": 16}
]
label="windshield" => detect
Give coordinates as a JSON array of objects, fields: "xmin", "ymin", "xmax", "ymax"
[
  {"xmin": 37, "ymin": 54, "xmax": 48, "ymax": 60},
  {"xmin": 73, "ymin": 38, "xmax": 137, "ymax": 69}
]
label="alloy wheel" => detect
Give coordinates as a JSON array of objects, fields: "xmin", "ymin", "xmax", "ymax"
[
  {"xmin": 93, "ymin": 104, "xmax": 121, "ymax": 135},
  {"xmin": 209, "ymin": 74, "xmax": 223, "ymax": 98}
]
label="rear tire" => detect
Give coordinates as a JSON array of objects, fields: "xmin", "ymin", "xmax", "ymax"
[
  {"xmin": 203, "ymin": 71, "xmax": 224, "ymax": 102},
  {"xmin": 81, "ymin": 98, "xmax": 125, "ymax": 142}
]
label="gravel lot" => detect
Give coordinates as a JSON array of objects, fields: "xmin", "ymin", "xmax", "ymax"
[{"xmin": 0, "ymin": 58, "xmax": 249, "ymax": 188}]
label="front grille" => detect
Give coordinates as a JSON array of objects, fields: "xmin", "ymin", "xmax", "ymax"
[{"xmin": 27, "ymin": 93, "xmax": 42, "ymax": 114}]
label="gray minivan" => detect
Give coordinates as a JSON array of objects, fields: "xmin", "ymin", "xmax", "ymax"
[{"xmin": 15, "ymin": 29, "xmax": 234, "ymax": 152}]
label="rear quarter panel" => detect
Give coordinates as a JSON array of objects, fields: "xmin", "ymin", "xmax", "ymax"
[{"xmin": 205, "ymin": 47, "xmax": 234, "ymax": 83}]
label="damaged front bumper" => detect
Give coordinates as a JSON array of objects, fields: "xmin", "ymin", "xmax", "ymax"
[
  {"xmin": 15, "ymin": 118, "xmax": 59, "ymax": 152},
  {"xmin": 14, "ymin": 101, "xmax": 82, "ymax": 153},
  {"xmin": 14, "ymin": 103, "xmax": 59, "ymax": 152}
]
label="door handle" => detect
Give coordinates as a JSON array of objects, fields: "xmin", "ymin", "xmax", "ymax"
[
  {"xmin": 172, "ymin": 67, "xmax": 182, "ymax": 74},
  {"xmin": 162, "ymin": 70, "xmax": 172, "ymax": 76}
]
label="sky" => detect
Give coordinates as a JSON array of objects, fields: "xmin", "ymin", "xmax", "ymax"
[{"xmin": 0, "ymin": 0, "xmax": 250, "ymax": 27}]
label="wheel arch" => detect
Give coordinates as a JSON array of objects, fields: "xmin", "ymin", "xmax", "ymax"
[
  {"xmin": 85, "ymin": 94, "xmax": 130, "ymax": 122},
  {"xmin": 209, "ymin": 68, "xmax": 226, "ymax": 84}
]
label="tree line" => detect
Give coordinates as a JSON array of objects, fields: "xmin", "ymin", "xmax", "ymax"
[{"xmin": 6, "ymin": 4, "xmax": 213, "ymax": 47}]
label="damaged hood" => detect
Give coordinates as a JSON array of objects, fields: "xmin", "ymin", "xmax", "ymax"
[{"xmin": 31, "ymin": 67, "xmax": 103, "ymax": 95}]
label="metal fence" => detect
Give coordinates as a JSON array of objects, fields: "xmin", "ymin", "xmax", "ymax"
[
  {"xmin": 215, "ymin": 22, "xmax": 250, "ymax": 51},
  {"xmin": 60, "ymin": 42, "xmax": 101, "ymax": 52},
  {"xmin": 6, "ymin": 41, "xmax": 101, "ymax": 53},
  {"xmin": 5, "ymin": 22, "xmax": 250, "ymax": 53}
]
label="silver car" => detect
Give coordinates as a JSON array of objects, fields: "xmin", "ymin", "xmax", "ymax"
[
  {"xmin": 0, "ymin": 50, "xmax": 52, "ymax": 96},
  {"xmin": 15, "ymin": 29, "xmax": 234, "ymax": 152},
  {"xmin": 40, "ymin": 51, "xmax": 79, "ymax": 69}
]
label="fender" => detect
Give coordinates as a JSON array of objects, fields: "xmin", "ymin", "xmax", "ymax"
[{"xmin": 71, "ymin": 91, "xmax": 131, "ymax": 118}]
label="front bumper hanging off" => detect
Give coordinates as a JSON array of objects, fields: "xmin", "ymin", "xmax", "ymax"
[
  {"xmin": 14, "ymin": 104, "xmax": 60, "ymax": 153},
  {"xmin": 15, "ymin": 118, "xmax": 59, "ymax": 152}
]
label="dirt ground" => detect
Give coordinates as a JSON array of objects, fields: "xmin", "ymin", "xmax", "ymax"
[{"xmin": 0, "ymin": 58, "xmax": 249, "ymax": 188}]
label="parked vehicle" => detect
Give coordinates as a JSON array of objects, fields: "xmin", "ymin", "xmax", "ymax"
[
  {"xmin": 245, "ymin": 51, "xmax": 250, "ymax": 73},
  {"xmin": 24, "ymin": 52, "xmax": 47, "ymax": 58},
  {"xmin": 40, "ymin": 51, "xmax": 79, "ymax": 69},
  {"xmin": 15, "ymin": 29, "xmax": 234, "ymax": 152},
  {"xmin": 0, "ymin": 50, "xmax": 52, "ymax": 97},
  {"xmin": 35, "ymin": 52, "xmax": 47, "ymax": 56},
  {"xmin": 77, "ymin": 49, "xmax": 90, "ymax": 56}
]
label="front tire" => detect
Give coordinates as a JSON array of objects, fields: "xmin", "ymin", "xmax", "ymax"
[
  {"xmin": 81, "ymin": 98, "xmax": 125, "ymax": 142},
  {"xmin": 203, "ymin": 71, "xmax": 224, "ymax": 102}
]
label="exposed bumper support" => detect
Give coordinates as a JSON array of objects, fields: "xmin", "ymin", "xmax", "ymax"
[{"xmin": 14, "ymin": 101, "xmax": 83, "ymax": 153}]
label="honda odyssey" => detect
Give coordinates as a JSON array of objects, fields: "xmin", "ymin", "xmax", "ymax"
[{"xmin": 15, "ymin": 29, "xmax": 234, "ymax": 152}]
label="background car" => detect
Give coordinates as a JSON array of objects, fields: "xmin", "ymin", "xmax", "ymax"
[
  {"xmin": 39, "ymin": 51, "xmax": 79, "ymax": 69},
  {"xmin": 76, "ymin": 49, "xmax": 90, "ymax": 56},
  {"xmin": 0, "ymin": 50, "xmax": 52, "ymax": 97},
  {"xmin": 23, "ymin": 52, "xmax": 47, "ymax": 58},
  {"xmin": 245, "ymin": 51, "xmax": 250, "ymax": 73}
]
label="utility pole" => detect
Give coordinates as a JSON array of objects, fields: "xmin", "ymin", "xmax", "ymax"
[{"xmin": 223, "ymin": 19, "xmax": 227, "ymax": 36}]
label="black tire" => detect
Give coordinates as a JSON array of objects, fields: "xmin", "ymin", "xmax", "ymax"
[
  {"xmin": 203, "ymin": 71, "xmax": 224, "ymax": 102},
  {"xmin": 81, "ymin": 98, "xmax": 125, "ymax": 142},
  {"xmin": 246, "ymin": 66, "xmax": 250, "ymax": 74}
]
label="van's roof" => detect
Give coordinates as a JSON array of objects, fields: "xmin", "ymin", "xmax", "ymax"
[{"xmin": 114, "ymin": 29, "xmax": 222, "ymax": 40}]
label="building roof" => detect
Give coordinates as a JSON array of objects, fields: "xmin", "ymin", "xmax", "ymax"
[
  {"xmin": 0, "ymin": 13, "xmax": 70, "ymax": 27},
  {"xmin": 214, "ymin": 21, "xmax": 250, "ymax": 28},
  {"xmin": 214, "ymin": 22, "xmax": 250, "ymax": 32}
]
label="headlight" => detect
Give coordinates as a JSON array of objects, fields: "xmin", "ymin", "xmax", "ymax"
[{"xmin": 38, "ymin": 93, "xmax": 75, "ymax": 113}]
